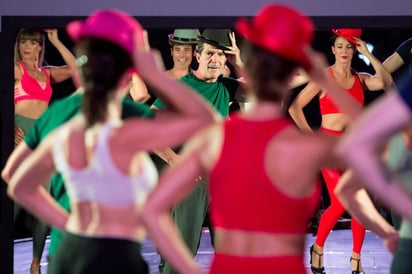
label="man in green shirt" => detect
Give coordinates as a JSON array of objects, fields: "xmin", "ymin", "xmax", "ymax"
[{"xmin": 151, "ymin": 29, "xmax": 244, "ymax": 274}]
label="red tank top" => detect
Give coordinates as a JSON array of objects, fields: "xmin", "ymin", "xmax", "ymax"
[
  {"xmin": 209, "ymin": 115, "xmax": 321, "ymax": 234},
  {"xmin": 319, "ymin": 67, "xmax": 364, "ymax": 115}
]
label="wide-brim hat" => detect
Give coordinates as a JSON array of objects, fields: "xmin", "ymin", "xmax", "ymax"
[
  {"xmin": 332, "ymin": 28, "xmax": 362, "ymax": 46},
  {"xmin": 236, "ymin": 4, "xmax": 314, "ymax": 70},
  {"xmin": 168, "ymin": 29, "xmax": 200, "ymax": 44},
  {"xmin": 198, "ymin": 29, "xmax": 231, "ymax": 51},
  {"xmin": 67, "ymin": 9, "xmax": 144, "ymax": 57}
]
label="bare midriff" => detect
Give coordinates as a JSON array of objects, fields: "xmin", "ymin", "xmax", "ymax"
[
  {"xmin": 15, "ymin": 100, "xmax": 49, "ymax": 119},
  {"xmin": 65, "ymin": 201, "xmax": 146, "ymax": 242},
  {"xmin": 321, "ymin": 113, "xmax": 351, "ymax": 132},
  {"xmin": 214, "ymin": 228, "xmax": 305, "ymax": 257}
]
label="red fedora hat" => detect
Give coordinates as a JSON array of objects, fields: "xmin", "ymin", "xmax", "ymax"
[
  {"xmin": 235, "ymin": 4, "xmax": 314, "ymax": 69},
  {"xmin": 332, "ymin": 28, "xmax": 362, "ymax": 46}
]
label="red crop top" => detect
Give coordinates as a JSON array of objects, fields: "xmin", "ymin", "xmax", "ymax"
[
  {"xmin": 319, "ymin": 67, "xmax": 364, "ymax": 115},
  {"xmin": 14, "ymin": 61, "xmax": 53, "ymax": 104},
  {"xmin": 209, "ymin": 115, "xmax": 321, "ymax": 234}
]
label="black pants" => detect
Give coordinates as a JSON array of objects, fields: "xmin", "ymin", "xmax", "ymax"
[
  {"xmin": 391, "ymin": 237, "xmax": 412, "ymax": 274},
  {"xmin": 48, "ymin": 231, "xmax": 148, "ymax": 274}
]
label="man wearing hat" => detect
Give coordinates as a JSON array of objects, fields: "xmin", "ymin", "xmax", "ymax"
[
  {"xmin": 151, "ymin": 28, "xmax": 245, "ymax": 274},
  {"xmin": 166, "ymin": 29, "xmax": 199, "ymax": 79}
]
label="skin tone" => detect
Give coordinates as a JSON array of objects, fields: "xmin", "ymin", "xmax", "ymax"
[
  {"xmin": 288, "ymin": 35, "xmax": 393, "ymax": 272},
  {"xmin": 141, "ymin": 47, "xmax": 365, "ymax": 274},
  {"xmin": 128, "ymin": 73, "xmax": 151, "ymax": 103},
  {"xmin": 166, "ymin": 43, "xmax": 195, "ymax": 79},
  {"xmin": 14, "ymin": 29, "xmax": 77, "ymax": 145}
]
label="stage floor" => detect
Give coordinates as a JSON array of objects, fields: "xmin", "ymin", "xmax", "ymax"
[{"xmin": 14, "ymin": 228, "xmax": 392, "ymax": 273}]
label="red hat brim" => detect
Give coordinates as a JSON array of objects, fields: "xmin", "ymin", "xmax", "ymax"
[{"xmin": 332, "ymin": 29, "xmax": 361, "ymax": 47}]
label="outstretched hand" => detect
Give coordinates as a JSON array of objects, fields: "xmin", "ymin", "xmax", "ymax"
[
  {"xmin": 44, "ymin": 29, "xmax": 60, "ymax": 44},
  {"xmin": 224, "ymin": 32, "xmax": 243, "ymax": 69}
]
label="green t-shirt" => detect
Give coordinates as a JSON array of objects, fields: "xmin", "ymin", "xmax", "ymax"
[
  {"xmin": 152, "ymin": 73, "xmax": 239, "ymax": 117},
  {"xmin": 24, "ymin": 93, "xmax": 155, "ymax": 255}
]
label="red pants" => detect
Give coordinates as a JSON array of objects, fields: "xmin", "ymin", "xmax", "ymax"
[
  {"xmin": 316, "ymin": 168, "xmax": 365, "ymax": 253},
  {"xmin": 316, "ymin": 128, "xmax": 366, "ymax": 253}
]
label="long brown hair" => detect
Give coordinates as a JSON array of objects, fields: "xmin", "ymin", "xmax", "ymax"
[
  {"xmin": 14, "ymin": 29, "xmax": 45, "ymax": 67},
  {"xmin": 74, "ymin": 37, "xmax": 133, "ymax": 127}
]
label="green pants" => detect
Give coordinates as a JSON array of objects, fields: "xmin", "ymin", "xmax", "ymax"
[
  {"xmin": 162, "ymin": 180, "xmax": 210, "ymax": 274},
  {"xmin": 15, "ymin": 114, "xmax": 36, "ymax": 139},
  {"xmin": 15, "ymin": 114, "xmax": 50, "ymax": 259}
]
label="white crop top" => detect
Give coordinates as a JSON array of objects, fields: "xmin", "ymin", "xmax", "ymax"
[{"xmin": 53, "ymin": 120, "xmax": 158, "ymax": 206}]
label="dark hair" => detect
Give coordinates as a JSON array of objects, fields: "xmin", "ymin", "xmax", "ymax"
[
  {"xmin": 241, "ymin": 41, "xmax": 298, "ymax": 102},
  {"xmin": 14, "ymin": 29, "xmax": 45, "ymax": 66},
  {"xmin": 197, "ymin": 40, "xmax": 206, "ymax": 54},
  {"xmin": 74, "ymin": 38, "xmax": 133, "ymax": 127}
]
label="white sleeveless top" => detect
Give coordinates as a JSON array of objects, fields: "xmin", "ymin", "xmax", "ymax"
[{"xmin": 53, "ymin": 120, "xmax": 158, "ymax": 206}]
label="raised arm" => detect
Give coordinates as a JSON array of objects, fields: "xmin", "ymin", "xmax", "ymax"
[
  {"xmin": 383, "ymin": 51, "xmax": 405, "ymax": 74},
  {"xmin": 354, "ymin": 37, "xmax": 393, "ymax": 91},
  {"xmin": 383, "ymin": 38, "xmax": 412, "ymax": 74},
  {"xmin": 45, "ymin": 29, "xmax": 78, "ymax": 85}
]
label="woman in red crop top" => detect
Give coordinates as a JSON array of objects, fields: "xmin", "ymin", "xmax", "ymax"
[
  {"xmin": 288, "ymin": 29, "xmax": 393, "ymax": 273},
  {"xmin": 14, "ymin": 28, "xmax": 77, "ymax": 146},
  {"xmin": 13, "ymin": 28, "xmax": 77, "ymax": 274},
  {"xmin": 141, "ymin": 5, "xmax": 366, "ymax": 274}
]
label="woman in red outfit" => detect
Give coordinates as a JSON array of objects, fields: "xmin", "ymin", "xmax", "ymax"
[
  {"xmin": 141, "ymin": 5, "xmax": 365, "ymax": 274},
  {"xmin": 289, "ymin": 29, "xmax": 392, "ymax": 273}
]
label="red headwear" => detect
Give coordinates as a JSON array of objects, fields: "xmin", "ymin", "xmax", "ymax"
[{"xmin": 235, "ymin": 4, "xmax": 314, "ymax": 69}]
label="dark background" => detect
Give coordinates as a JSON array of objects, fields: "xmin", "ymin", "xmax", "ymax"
[{"xmin": 2, "ymin": 15, "xmax": 412, "ymax": 273}]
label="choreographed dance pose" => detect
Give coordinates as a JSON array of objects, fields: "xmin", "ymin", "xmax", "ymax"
[{"xmin": 289, "ymin": 28, "xmax": 392, "ymax": 274}]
